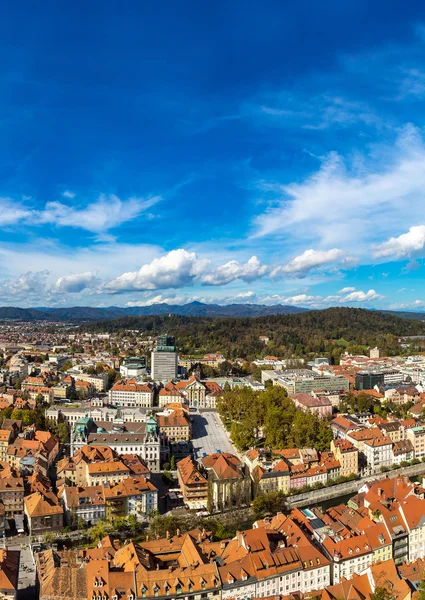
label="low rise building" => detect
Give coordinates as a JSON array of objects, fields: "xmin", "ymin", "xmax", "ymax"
[
  {"xmin": 177, "ymin": 455, "xmax": 209, "ymax": 509},
  {"xmin": 24, "ymin": 491, "xmax": 63, "ymax": 536},
  {"xmin": 330, "ymin": 439, "xmax": 359, "ymax": 477},
  {"xmin": 108, "ymin": 380, "xmax": 154, "ymax": 408},
  {"xmin": 363, "ymin": 436, "xmax": 393, "ymax": 472},
  {"xmin": 290, "ymin": 392, "xmax": 333, "ymax": 418},
  {"xmin": 407, "ymin": 425, "xmax": 425, "ymax": 459}
]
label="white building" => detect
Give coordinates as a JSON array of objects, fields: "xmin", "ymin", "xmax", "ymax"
[
  {"xmin": 108, "ymin": 381, "xmax": 154, "ymax": 408},
  {"xmin": 363, "ymin": 436, "xmax": 393, "ymax": 472},
  {"xmin": 119, "ymin": 357, "xmax": 146, "ymax": 378},
  {"xmin": 9, "ymin": 354, "xmax": 29, "ymax": 379}
]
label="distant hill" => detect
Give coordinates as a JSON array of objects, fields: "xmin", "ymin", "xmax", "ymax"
[
  {"xmin": 0, "ymin": 303, "xmax": 423, "ymax": 322},
  {"xmin": 79, "ymin": 307, "xmax": 425, "ymax": 360},
  {"xmin": 379, "ymin": 309, "xmax": 425, "ymax": 321},
  {"xmin": 0, "ymin": 302, "xmax": 308, "ymax": 321}
]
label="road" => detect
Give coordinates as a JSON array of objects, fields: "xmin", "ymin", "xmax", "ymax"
[
  {"xmin": 191, "ymin": 412, "xmax": 237, "ymax": 459},
  {"xmin": 5, "ymin": 536, "xmax": 36, "ymax": 600}
]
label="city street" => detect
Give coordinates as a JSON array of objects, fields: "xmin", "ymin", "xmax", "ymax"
[
  {"xmin": 6, "ymin": 536, "xmax": 36, "ymax": 600},
  {"xmin": 191, "ymin": 412, "xmax": 237, "ymax": 459}
]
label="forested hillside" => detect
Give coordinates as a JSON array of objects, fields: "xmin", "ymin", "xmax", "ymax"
[{"xmin": 79, "ymin": 307, "xmax": 425, "ymax": 361}]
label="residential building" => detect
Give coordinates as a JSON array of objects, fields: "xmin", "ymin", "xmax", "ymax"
[
  {"xmin": 0, "ymin": 549, "xmax": 19, "ymax": 600},
  {"xmin": 290, "ymin": 392, "xmax": 333, "ymax": 418},
  {"xmin": 177, "ymin": 456, "xmax": 209, "ymax": 509},
  {"xmin": 103, "ymin": 476, "xmax": 158, "ymax": 520},
  {"xmin": 363, "ymin": 436, "xmax": 393, "ymax": 472},
  {"xmin": 392, "ymin": 439, "xmax": 414, "ymax": 464},
  {"xmin": 323, "ymin": 532, "xmax": 373, "ymax": 583},
  {"xmin": 330, "ymin": 439, "xmax": 359, "ymax": 476},
  {"xmin": 156, "ymin": 408, "xmax": 191, "ymax": 441},
  {"xmin": 252, "ymin": 463, "xmax": 290, "ymax": 495},
  {"xmin": 407, "ymin": 425, "xmax": 425, "ymax": 459},
  {"xmin": 0, "ymin": 430, "xmax": 11, "ymax": 461},
  {"xmin": 60, "ymin": 485, "xmax": 106, "ymax": 525},
  {"xmin": 24, "ymin": 491, "xmax": 63, "ymax": 536},
  {"xmin": 0, "ymin": 472, "xmax": 24, "ymax": 518}
]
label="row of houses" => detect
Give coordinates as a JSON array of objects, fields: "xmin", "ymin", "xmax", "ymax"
[{"xmin": 37, "ymin": 479, "xmax": 425, "ymax": 600}]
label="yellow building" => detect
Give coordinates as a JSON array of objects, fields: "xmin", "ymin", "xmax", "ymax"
[{"xmin": 331, "ymin": 439, "xmax": 359, "ymax": 477}]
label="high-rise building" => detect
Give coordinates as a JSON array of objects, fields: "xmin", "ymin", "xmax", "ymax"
[{"xmin": 151, "ymin": 334, "xmax": 178, "ymax": 381}]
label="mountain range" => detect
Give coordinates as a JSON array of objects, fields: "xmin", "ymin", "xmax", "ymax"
[
  {"xmin": 0, "ymin": 302, "xmax": 422, "ymax": 322},
  {"xmin": 0, "ymin": 302, "xmax": 308, "ymax": 321}
]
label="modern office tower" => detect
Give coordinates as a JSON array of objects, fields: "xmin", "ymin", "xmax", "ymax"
[{"xmin": 151, "ymin": 334, "xmax": 178, "ymax": 381}]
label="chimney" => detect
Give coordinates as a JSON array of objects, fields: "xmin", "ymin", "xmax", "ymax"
[
  {"xmin": 166, "ymin": 530, "xmax": 170, "ymax": 539},
  {"xmin": 378, "ymin": 488, "xmax": 383, "ymax": 496},
  {"xmin": 176, "ymin": 528, "xmax": 181, "ymax": 537}
]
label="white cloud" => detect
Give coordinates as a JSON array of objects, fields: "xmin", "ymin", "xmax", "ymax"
[
  {"xmin": 272, "ymin": 248, "xmax": 353, "ymax": 278},
  {"xmin": 55, "ymin": 272, "xmax": 99, "ymax": 293},
  {"xmin": 340, "ymin": 289, "xmax": 383, "ymax": 302},
  {"xmin": 278, "ymin": 293, "xmax": 322, "ymax": 305},
  {"xmin": 390, "ymin": 299, "xmax": 425, "ymax": 309},
  {"xmin": 339, "ymin": 286, "xmax": 356, "ymax": 293},
  {"xmin": 0, "ymin": 193, "xmax": 161, "ymax": 234},
  {"xmin": 398, "ymin": 68, "xmax": 425, "ymax": 99},
  {"xmin": 0, "ymin": 198, "xmax": 32, "ymax": 226},
  {"xmin": 250, "ymin": 95, "xmax": 380, "ymax": 131},
  {"xmin": 373, "ymin": 225, "xmax": 425, "ymax": 259},
  {"xmin": 39, "ymin": 194, "xmax": 161, "ymax": 233},
  {"xmin": 105, "ymin": 249, "xmax": 210, "ymax": 292},
  {"xmin": 201, "ymin": 256, "xmax": 269, "ymax": 286},
  {"xmin": 106, "ymin": 252, "xmax": 271, "ymax": 292},
  {"xmin": 254, "ymin": 125, "xmax": 425, "ymax": 250},
  {"xmin": 0, "ymin": 271, "xmax": 50, "ymax": 302},
  {"xmin": 62, "ymin": 190, "xmax": 76, "ymax": 199},
  {"xmin": 126, "ymin": 294, "xmax": 191, "ymax": 307}
]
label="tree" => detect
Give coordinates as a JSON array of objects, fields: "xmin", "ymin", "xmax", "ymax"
[
  {"xmin": 60, "ymin": 360, "xmax": 72, "ymax": 372},
  {"xmin": 417, "ymin": 575, "xmax": 425, "ymax": 600},
  {"xmin": 88, "ymin": 520, "xmax": 113, "ymax": 543},
  {"xmin": 55, "ymin": 422, "xmax": 69, "ymax": 444},
  {"xmin": 252, "ymin": 491, "xmax": 284, "ymax": 519},
  {"xmin": 170, "ymin": 455, "xmax": 176, "ymax": 470},
  {"xmin": 370, "ymin": 587, "xmax": 395, "ymax": 600},
  {"xmin": 44, "ymin": 531, "xmax": 55, "ymax": 544}
]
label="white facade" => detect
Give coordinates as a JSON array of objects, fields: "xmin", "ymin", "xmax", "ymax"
[
  {"xmin": 108, "ymin": 387, "xmax": 154, "ymax": 408},
  {"xmin": 363, "ymin": 440, "xmax": 393, "ymax": 471},
  {"xmin": 332, "ymin": 552, "xmax": 373, "ymax": 584},
  {"xmin": 221, "ymin": 564, "xmax": 330, "ymax": 599}
]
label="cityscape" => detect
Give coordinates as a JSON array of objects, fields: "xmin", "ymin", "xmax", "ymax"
[
  {"xmin": 0, "ymin": 316, "xmax": 422, "ymax": 600},
  {"xmin": 2, "ymin": 2, "xmax": 425, "ymax": 600}
]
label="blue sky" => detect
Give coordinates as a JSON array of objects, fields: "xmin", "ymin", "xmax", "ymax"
[{"xmin": 1, "ymin": 1, "xmax": 425, "ymax": 309}]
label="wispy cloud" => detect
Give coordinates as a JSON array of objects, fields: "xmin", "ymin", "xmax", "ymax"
[
  {"xmin": 0, "ymin": 193, "xmax": 161, "ymax": 234},
  {"xmin": 253, "ymin": 125, "xmax": 425, "ymax": 253}
]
